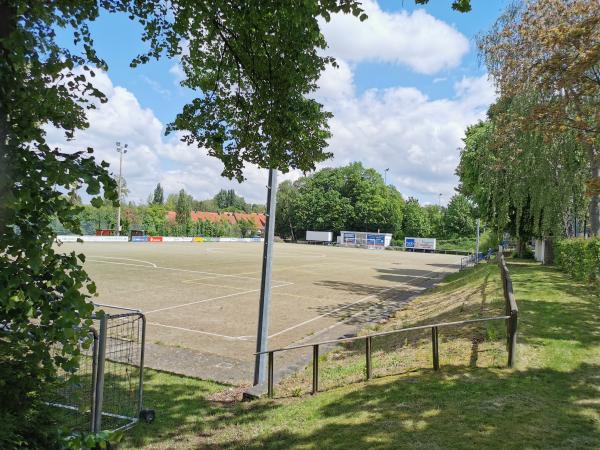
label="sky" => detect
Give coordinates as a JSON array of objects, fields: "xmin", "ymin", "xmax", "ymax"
[{"xmin": 48, "ymin": 0, "xmax": 509, "ymax": 206}]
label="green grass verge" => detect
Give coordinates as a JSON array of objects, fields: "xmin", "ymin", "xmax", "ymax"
[
  {"xmin": 122, "ymin": 260, "xmax": 600, "ymax": 449},
  {"xmin": 437, "ymin": 231, "xmax": 498, "ymax": 252}
]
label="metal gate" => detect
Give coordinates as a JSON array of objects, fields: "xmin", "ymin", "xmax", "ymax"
[{"xmin": 49, "ymin": 305, "xmax": 154, "ymax": 433}]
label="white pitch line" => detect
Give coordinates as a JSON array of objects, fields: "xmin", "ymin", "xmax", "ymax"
[
  {"xmin": 145, "ymin": 282, "xmax": 293, "ymax": 314},
  {"xmin": 86, "ymin": 257, "xmax": 291, "ymax": 283},
  {"xmin": 146, "ymin": 289, "xmax": 259, "ymax": 314},
  {"xmin": 147, "ymin": 322, "xmax": 243, "ymax": 340},
  {"xmin": 87, "ymin": 256, "xmax": 158, "ymax": 268}
]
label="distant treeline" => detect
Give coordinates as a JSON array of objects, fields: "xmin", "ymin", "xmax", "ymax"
[
  {"xmin": 275, "ymin": 162, "xmax": 481, "ymax": 243},
  {"xmin": 53, "ymin": 186, "xmax": 265, "ymax": 237}
]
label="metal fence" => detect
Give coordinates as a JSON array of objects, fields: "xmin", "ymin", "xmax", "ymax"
[
  {"xmin": 258, "ymin": 254, "xmax": 519, "ymax": 398},
  {"xmin": 49, "ymin": 305, "xmax": 154, "ymax": 433}
]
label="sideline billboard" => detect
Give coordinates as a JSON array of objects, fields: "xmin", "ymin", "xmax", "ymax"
[
  {"xmin": 404, "ymin": 237, "xmax": 436, "ymax": 251},
  {"xmin": 57, "ymin": 235, "xmax": 128, "ymax": 243}
]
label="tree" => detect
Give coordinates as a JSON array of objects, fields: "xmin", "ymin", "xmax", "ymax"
[
  {"xmin": 238, "ymin": 218, "xmax": 258, "ymax": 237},
  {"xmin": 444, "ymin": 194, "xmax": 476, "ymax": 238},
  {"xmin": 402, "ymin": 198, "xmax": 431, "ymax": 238},
  {"xmin": 478, "ymin": 0, "xmax": 600, "ymax": 233},
  {"xmin": 0, "ymin": 2, "xmax": 120, "ymax": 444},
  {"xmin": 457, "ymin": 107, "xmax": 588, "ymax": 246},
  {"xmin": 175, "ymin": 189, "xmax": 192, "ymax": 228},
  {"xmin": 282, "ymin": 163, "xmax": 404, "ymax": 237},
  {"xmin": 142, "ymin": 204, "xmax": 167, "ymax": 236},
  {"xmin": 275, "ymin": 180, "xmax": 299, "ymax": 239},
  {"xmin": 423, "ymin": 205, "xmax": 445, "ymax": 238},
  {"xmin": 152, "ymin": 183, "xmax": 164, "ymax": 205}
]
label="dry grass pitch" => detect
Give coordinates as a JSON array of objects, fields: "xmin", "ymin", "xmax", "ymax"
[{"xmin": 60, "ymin": 241, "xmax": 461, "ymax": 383}]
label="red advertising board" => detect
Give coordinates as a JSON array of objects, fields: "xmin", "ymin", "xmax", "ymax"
[{"xmin": 148, "ymin": 236, "xmax": 163, "ymax": 242}]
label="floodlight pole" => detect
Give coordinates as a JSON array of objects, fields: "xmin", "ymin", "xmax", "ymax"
[
  {"xmin": 254, "ymin": 167, "xmax": 278, "ymax": 386},
  {"xmin": 115, "ymin": 142, "xmax": 127, "ymax": 236}
]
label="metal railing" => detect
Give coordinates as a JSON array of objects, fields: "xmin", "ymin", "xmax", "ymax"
[{"xmin": 258, "ymin": 254, "xmax": 519, "ymax": 398}]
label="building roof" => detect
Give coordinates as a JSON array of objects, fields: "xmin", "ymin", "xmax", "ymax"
[{"xmin": 166, "ymin": 210, "xmax": 266, "ymax": 229}]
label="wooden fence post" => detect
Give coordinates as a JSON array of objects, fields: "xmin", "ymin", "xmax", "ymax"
[
  {"xmin": 312, "ymin": 345, "xmax": 319, "ymax": 394},
  {"xmin": 432, "ymin": 326, "xmax": 440, "ymax": 370},
  {"xmin": 366, "ymin": 336, "xmax": 372, "ymax": 380},
  {"xmin": 267, "ymin": 351, "xmax": 274, "ymax": 398}
]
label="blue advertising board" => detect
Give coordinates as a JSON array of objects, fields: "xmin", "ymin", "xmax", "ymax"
[
  {"xmin": 405, "ymin": 238, "xmax": 415, "ymax": 248},
  {"xmin": 366, "ymin": 234, "xmax": 385, "ymax": 245},
  {"xmin": 343, "ymin": 232, "xmax": 356, "ymax": 244},
  {"xmin": 131, "ymin": 235, "xmax": 149, "ymax": 242}
]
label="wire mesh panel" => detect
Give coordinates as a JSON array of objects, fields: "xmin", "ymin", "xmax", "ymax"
[
  {"xmin": 49, "ymin": 330, "xmax": 98, "ymax": 433},
  {"xmin": 48, "ymin": 307, "xmax": 148, "ymax": 433},
  {"xmin": 97, "ymin": 311, "xmax": 145, "ymax": 432}
]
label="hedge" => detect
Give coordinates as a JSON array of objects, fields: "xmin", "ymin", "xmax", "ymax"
[{"xmin": 555, "ymin": 238, "xmax": 600, "ymax": 285}]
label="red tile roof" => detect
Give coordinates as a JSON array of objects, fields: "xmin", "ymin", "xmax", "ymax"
[{"xmin": 166, "ymin": 210, "xmax": 266, "ymax": 229}]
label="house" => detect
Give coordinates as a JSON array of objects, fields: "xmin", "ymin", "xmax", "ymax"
[{"xmin": 166, "ymin": 210, "xmax": 266, "ymax": 234}]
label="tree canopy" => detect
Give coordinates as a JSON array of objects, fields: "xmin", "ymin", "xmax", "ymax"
[
  {"xmin": 476, "ymin": 0, "xmax": 600, "ymax": 235},
  {"xmin": 276, "ymin": 163, "xmax": 404, "ymax": 238}
]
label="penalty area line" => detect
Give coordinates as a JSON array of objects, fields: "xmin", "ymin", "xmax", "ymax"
[{"xmin": 147, "ymin": 322, "xmax": 247, "ymax": 340}]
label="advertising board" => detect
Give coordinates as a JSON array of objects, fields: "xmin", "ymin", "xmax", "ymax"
[
  {"xmin": 342, "ymin": 232, "xmax": 356, "ymax": 244},
  {"xmin": 306, "ymin": 231, "xmax": 333, "ymax": 242},
  {"xmin": 366, "ymin": 234, "xmax": 386, "ymax": 246},
  {"xmin": 404, "ymin": 237, "xmax": 436, "ymax": 251}
]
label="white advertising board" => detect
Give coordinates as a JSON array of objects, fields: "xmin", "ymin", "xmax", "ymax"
[
  {"xmin": 162, "ymin": 236, "xmax": 194, "ymax": 242},
  {"xmin": 57, "ymin": 235, "xmax": 129, "ymax": 243},
  {"xmin": 404, "ymin": 237, "xmax": 436, "ymax": 251},
  {"xmin": 306, "ymin": 231, "xmax": 333, "ymax": 242}
]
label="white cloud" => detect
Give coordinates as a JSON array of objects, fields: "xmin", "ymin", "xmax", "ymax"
[
  {"xmin": 314, "ymin": 62, "xmax": 496, "ymax": 203},
  {"xmin": 141, "ymin": 75, "xmax": 171, "ymax": 97},
  {"xmin": 168, "ymin": 64, "xmax": 185, "ymax": 85},
  {"xmin": 45, "ymin": 71, "xmax": 272, "ymax": 205},
  {"xmin": 321, "ymin": 1, "xmax": 469, "ymax": 74}
]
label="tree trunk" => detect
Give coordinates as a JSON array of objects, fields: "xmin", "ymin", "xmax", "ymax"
[
  {"xmin": 543, "ymin": 239, "xmax": 554, "ymax": 265},
  {"xmin": 0, "ymin": 2, "xmax": 16, "ymax": 233},
  {"xmin": 517, "ymin": 240, "xmax": 527, "ymax": 258},
  {"xmin": 588, "ymin": 147, "xmax": 600, "ymax": 236}
]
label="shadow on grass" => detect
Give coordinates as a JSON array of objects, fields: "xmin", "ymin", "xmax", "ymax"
[
  {"xmin": 215, "ymin": 363, "xmax": 600, "ymax": 449},
  {"xmin": 124, "ymin": 370, "xmax": 281, "ymax": 448},
  {"xmin": 508, "ymin": 263, "xmax": 600, "ymax": 347}
]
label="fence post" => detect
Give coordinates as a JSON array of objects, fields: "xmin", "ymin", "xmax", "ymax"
[
  {"xmin": 365, "ymin": 336, "xmax": 372, "ymax": 380},
  {"xmin": 312, "ymin": 345, "xmax": 319, "ymax": 394},
  {"xmin": 89, "ymin": 329, "xmax": 99, "ymax": 433},
  {"xmin": 432, "ymin": 326, "xmax": 440, "ymax": 370},
  {"xmin": 93, "ymin": 314, "xmax": 108, "ymax": 433},
  {"xmin": 507, "ymin": 311, "xmax": 518, "ymax": 368},
  {"xmin": 137, "ymin": 314, "xmax": 146, "ymax": 417},
  {"xmin": 267, "ymin": 351, "xmax": 274, "ymax": 398}
]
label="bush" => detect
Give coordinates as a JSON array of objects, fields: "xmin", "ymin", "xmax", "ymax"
[{"xmin": 555, "ymin": 238, "xmax": 600, "ymax": 284}]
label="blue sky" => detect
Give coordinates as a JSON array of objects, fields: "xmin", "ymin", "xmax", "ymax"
[{"xmin": 50, "ymin": 1, "xmax": 508, "ymax": 205}]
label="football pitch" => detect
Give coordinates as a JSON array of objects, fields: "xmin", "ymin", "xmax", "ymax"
[{"xmin": 62, "ymin": 241, "xmax": 462, "ymax": 384}]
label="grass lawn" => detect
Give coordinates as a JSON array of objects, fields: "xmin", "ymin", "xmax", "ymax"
[
  {"xmin": 122, "ymin": 260, "xmax": 600, "ymax": 449},
  {"xmin": 436, "ymin": 231, "xmax": 497, "ymax": 253}
]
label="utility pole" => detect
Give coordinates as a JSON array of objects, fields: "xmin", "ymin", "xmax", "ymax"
[
  {"xmin": 475, "ymin": 218, "xmax": 481, "ymax": 263},
  {"xmin": 115, "ymin": 142, "xmax": 128, "ymax": 236},
  {"xmin": 254, "ymin": 168, "xmax": 278, "ymax": 386},
  {"xmin": 384, "ymin": 168, "xmax": 389, "ymax": 185}
]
